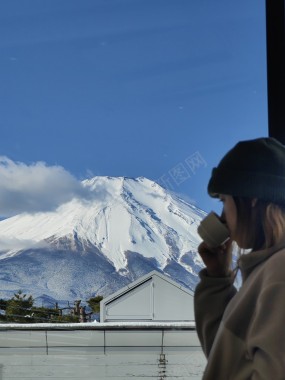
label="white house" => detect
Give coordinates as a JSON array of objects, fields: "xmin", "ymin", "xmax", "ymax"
[{"xmin": 100, "ymin": 270, "xmax": 194, "ymax": 322}]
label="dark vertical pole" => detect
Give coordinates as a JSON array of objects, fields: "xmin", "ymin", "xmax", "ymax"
[{"xmin": 266, "ymin": 0, "xmax": 285, "ymax": 143}]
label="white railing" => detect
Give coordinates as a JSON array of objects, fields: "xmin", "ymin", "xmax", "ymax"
[{"xmin": 0, "ymin": 322, "xmax": 205, "ymax": 379}]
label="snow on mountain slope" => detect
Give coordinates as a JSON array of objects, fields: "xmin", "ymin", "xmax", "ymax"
[{"xmin": 0, "ymin": 176, "xmax": 207, "ymax": 304}]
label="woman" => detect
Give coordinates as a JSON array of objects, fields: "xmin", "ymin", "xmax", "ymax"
[{"xmin": 194, "ymin": 137, "xmax": 285, "ymax": 379}]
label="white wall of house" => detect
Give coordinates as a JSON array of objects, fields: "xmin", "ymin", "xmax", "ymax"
[{"xmin": 100, "ymin": 271, "xmax": 194, "ymax": 322}]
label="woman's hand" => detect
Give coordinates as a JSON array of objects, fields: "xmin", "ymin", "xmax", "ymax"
[{"xmin": 198, "ymin": 239, "xmax": 233, "ymax": 277}]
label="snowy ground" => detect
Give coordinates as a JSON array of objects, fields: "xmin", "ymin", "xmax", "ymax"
[{"xmin": 0, "ymin": 350, "xmax": 206, "ymax": 379}]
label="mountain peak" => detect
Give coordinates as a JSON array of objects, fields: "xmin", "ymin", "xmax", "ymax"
[{"xmin": 0, "ymin": 176, "xmax": 206, "ymax": 302}]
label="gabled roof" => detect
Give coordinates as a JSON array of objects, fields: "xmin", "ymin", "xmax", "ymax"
[
  {"xmin": 100, "ymin": 270, "xmax": 195, "ymax": 322},
  {"xmin": 102, "ymin": 270, "xmax": 193, "ymax": 306}
]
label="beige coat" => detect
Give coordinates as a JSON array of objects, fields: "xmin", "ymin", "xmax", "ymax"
[{"xmin": 194, "ymin": 241, "xmax": 285, "ymax": 380}]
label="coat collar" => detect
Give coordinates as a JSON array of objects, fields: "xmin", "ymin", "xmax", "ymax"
[{"xmin": 238, "ymin": 237, "xmax": 285, "ymax": 281}]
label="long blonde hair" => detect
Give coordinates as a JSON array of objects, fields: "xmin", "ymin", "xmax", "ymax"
[{"xmin": 233, "ymin": 197, "xmax": 285, "ymax": 251}]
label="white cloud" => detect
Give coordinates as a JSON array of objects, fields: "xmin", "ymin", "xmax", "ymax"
[
  {"xmin": 0, "ymin": 237, "xmax": 48, "ymax": 252},
  {"xmin": 0, "ymin": 157, "xmax": 89, "ymax": 217}
]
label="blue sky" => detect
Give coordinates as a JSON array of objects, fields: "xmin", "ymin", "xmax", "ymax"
[{"xmin": 0, "ymin": 0, "xmax": 267, "ymax": 215}]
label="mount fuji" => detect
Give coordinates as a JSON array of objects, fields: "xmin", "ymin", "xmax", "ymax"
[{"xmin": 0, "ymin": 176, "xmax": 206, "ymax": 305}]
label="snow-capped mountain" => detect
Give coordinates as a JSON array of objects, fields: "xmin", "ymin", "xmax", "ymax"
[{"xmin": 0, "ymin": 176, "xmax": 206, "ymax": 305}]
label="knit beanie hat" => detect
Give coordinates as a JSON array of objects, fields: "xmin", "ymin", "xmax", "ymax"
[{"xmin": 208, "ymin": 137, "xmax": 285, "ymax": 204}]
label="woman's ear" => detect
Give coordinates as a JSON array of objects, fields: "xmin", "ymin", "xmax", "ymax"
[{"xmin": 251, "ymin": 198, "xmax": 258, "ymax": 207}]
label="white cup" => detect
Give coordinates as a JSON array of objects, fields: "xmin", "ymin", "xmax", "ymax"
[{"xmin": 197, "ymin": 212, "xmax": 230, "ymax": 248}]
